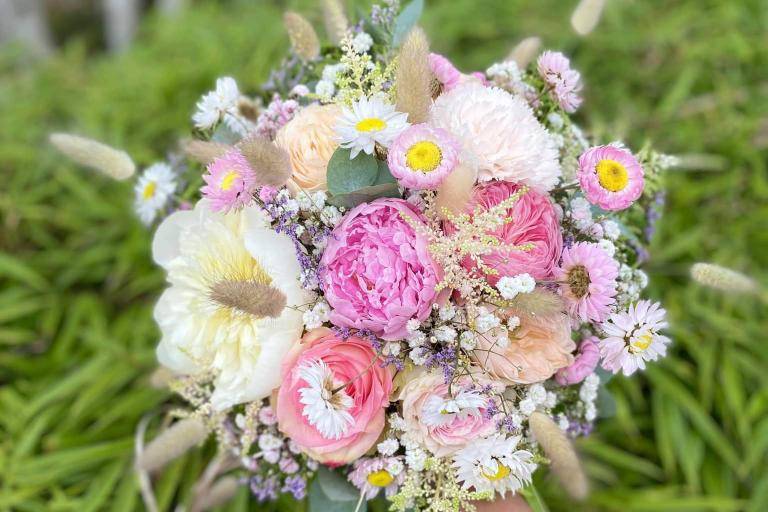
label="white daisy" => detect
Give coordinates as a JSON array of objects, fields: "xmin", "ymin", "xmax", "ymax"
[
  {"xmin": 297, "ymin": 359, "xmax": 355, "ymax": 440},
  {"xmin": 152, "ymin": 200, "xmax": 312, "ymax": 410},
  {"xmin": 453, "ymin": 434, "xmax": 536, "ymax": 496},
  {"xmin": 335, "ymin": 96, "xmax": 409, "ymax": 158},
  {"xmin": 599, "ymin": 300, "xmax": 671, "ymax": 376},
  {"xmin": 134, "ymin": 163, "xmax": 176, "ymax": 225},
  {"xmin": 192, "ymin": 76, "xmax": 241, "ymax": 131},
  {"xmin": 422, "ymin": 388, "xmax": 487, "ymax": 427}
]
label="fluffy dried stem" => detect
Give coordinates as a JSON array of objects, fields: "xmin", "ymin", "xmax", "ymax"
[
  {"xmin": 49, "ymin": 133, "xmax": 135, "ymax": 180},
  {"xmin": 507, "ymin": 288, "xmax": 565, "ymax": 322},
  {"xmin": 181, "ymin": 139, "xmax": 231, "ymax": 165},
  {"xmin": 149, "ymin": 367, "xmax": 175, "ymax": 389},
  {"xmin": 136, "ymin": 418, "xmax": 208, "ymax": 473},
  {"xmin": 690, "ymin": 263, "xmax": 758, "ymax": 294},
  {"xmin": 395, "ymin": 26, "xmax": 432, "ymax": 123},
  {"xmin": 435, "ymin": 163, "xmax": 477, "ymax": 219},
  {"xmin": 237, "ymin": 136, "xmax": 292, "ymax": 187},
  {"xmin": 209, "ymin": 280, "xmax": 286, "ymax": 318},
  {"xmin": 571, "ymin": 0, "xmax": 606, "ymax": 36},
  {"xmin": 321, "ymin": 0, "xmax": 348, "ymax": 45},
  {"xmin": 505, "ymin": 36, "xmax": 542, "ymax": 69},
  {"xmin": 194, "ymin": 476, "xmax": 239, "ymax": 511},
  {"xmin": 284, "ymin": 12, "xmax": 320, "ymax": 61},
  {"xmin": 529, "ymin": 411, "xmax": 589, "ymax": 500}
]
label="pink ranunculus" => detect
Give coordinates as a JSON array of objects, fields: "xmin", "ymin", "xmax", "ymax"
[
  {"xmin": 320, "ymin": 198, "xmax": 443, "ymax": 341},
  {"xmin": 275, "ymin": 328, "xmax": 393, "ymax": 466},
  {"xmin": 555, "ymin": 336, "xmax": 601, "ymax": 385},
  {"xmin": 446, "ymin": 181, "xmax": 563, "ymax": 285},
  {"xmin": 399, "ymin": 371, "xmax": 497, "ymax": 457}
]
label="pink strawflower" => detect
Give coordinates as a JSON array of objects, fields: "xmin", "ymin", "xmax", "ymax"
[
  {"xmin": 348, "ymin": 457, "xmax": 405, "ymax": 499},
  {"xmin": 320, "ymin": 198, "xmax": 443, "ymax": 340},
  {"xmin": 537, "ymin": 51, "xmax": 583, "ymax": 113},
  {"xmin": 554, "ymin": 242, "xmax": 618, "ymax": 323},
  {"xmin": 201, "ymin": 149, "xmax": 257, "ymax": 211},
  {"xmin": 429, "ymin": 53, "xmax": 462, "ymax": 92},
  {"xmin": 387, "ymin": 123, "xmax": 460, "ymax": 190},
  {"xmin": 446, "ymin": 181, "xmax": 563, "ymax": 284},
  {"xmin": 555, "ymin": 336, "xmax": 600, "ymax": 385},
  {"xmin": 600, "ymin": 300, "xmax": 671, "ymax": 376},
  {"xmin": 578, "ymin": 145, "xmax": 644, "ymax": 211}
]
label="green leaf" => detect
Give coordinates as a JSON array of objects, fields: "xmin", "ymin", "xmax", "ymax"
[
  {"xmin": 373, "ymin": 160, "xmax": 397, "ymax": 185},
  {"xmin": 327, "ymin": 148, "xmax": 379, "ymax": 196},
  {"xmin": 326, "ymin": 183, "xmax": 400, "ymax": 209},
  {"xmin": 520, "ymin": 484, "xmax": 550, "ymax": 512},
  {"xmin": 316, "ymin": 466, "xmax": 360, "ymax": 502},
  {"xmin": 308, "ymin": 467, "xmax": 364, "ymax": 512},
  {"xmin": 391, "ymin": 0, "xmax": 424, "ymax": 48}
]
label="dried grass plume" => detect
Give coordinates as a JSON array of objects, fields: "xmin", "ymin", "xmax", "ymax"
[
  {"xmin": 284, "ymin": 12, "xmax": 320, "ymax": 62},
  {"xmin": 571, "ymin": 0, "xmax": 607, "ymax": 36},
  {"xmin": 194, "ymin": 476, "xmax": 239, "ymax": 511},
  {"xmin": 395, "ymin": 27, "xmax": 432, "ymax": 124},
  {"xmin": 505, "ymin": 36, "xmax": 542, "ymax": 69},
  {"xmin": 508, "ymin": 288, "xmax": 565, "ymax": 323},
  {"xmin": 321, "ymin": 0, "xmax": 349, "ymax": 46},
  {"xmin": 209, "ymin": 280, "xmax": 287, "ymax": 319},
  {"xmin": 181, "ymin": 139, "xmax": 231, "ymax": 165},
  {"xmin": 435, "ymin": 162, "xmax": 477, "ymax": 219},
  {"xmin": 136, "ymin": 417, "xmax": 208, "ymax": 473},
  {"xmin": 237, "ymin": 136, "xmax": 292, "ymax": 187},
  {"xmin": 49, "ymin": 133, "xmax": 136, "ymax": 180},
  {"xmin": 690, "ymin": 263, "xmax": 758, "ymax": 294},
  {"xmin": 529, "ymin": 411, "xmax": 589, "ymax": 500}
]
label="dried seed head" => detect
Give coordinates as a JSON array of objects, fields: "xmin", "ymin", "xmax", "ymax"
[
  {"xmin": 136, "ymin": 418, "xmax": 208, "ymax": 473},
  {"xmin": 283, "ymin": 12, "xmax": 320, "ymax": 62},
  {"xmin": 507, "ymin": 288, "xmax": 565, "ymax": 322},
  {"xmin": 209, "ymin": 280, "xmax": 286, "ymax": 319},
  {"xmin": 691, "ymin": 263, "xmax": 758, "ymax": 294},
  {"xmin": 395, "ymin": 26, "xmax": 432, "ymax": 124},
  {"xmin": 529, "ymin": 411, "xmax": 589, "ymax": 500},
  {"xmin": 571, "ymin": 0, "xmax": 607, "ymax": 36},
  {"xmin": 181, "ymin": 139, "xmax": 232, "ymax": 165},
  {"xmin": 321, "ymin": 0, "xmax": 349, "ymax": 45},
  {"xmin": 49, "ymin": 133, "xmax": 136, "ymax": 180},
  {"xmin": 505, "ymin": 36, "xmax": 542, "ymax": 69},
  {"xmin": 237, "ymin": 136, "xmax": 292, "ymax": 187}
]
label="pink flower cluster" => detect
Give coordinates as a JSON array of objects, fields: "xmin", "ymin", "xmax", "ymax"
[
  {"xmin": 537, "ymin": 51, "xmax": 583, "ymax": 113},
  {"xmin": 255, "ymin": 94, "xmax": 300, "ymax": 140}
]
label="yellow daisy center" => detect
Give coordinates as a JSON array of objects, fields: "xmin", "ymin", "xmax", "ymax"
[
  {"xmin": 482, "ymin": 463, "xmax": 511, "ymax": 482},
  {"xmin": 220, "ymin": 170, "xmax": 240, "ymax": 191},
  {"xmin": 356, "ymin": 117, "xmax": 387, "ymax": 132},
  {"xmin": 406, "ymin": 141, "xmax": 442, "ymax": 173},
  {"xmin": 595, "ymin": 159, "xmax": 629, "ymax": 192},
  {"xmin": 366, "ymin": 470, "xmax": 394, "ymax": 487},
  {"xmin": 142, "ymin": 181, "xmax": 157, "ymax": 200},
  {"xmin": 630, "ymin": 332, "xmax": 653, "ymax": 353}
]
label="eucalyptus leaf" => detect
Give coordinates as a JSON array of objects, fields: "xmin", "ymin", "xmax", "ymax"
[
  {"xmin": 597, "ymin": 385, "xmax": 617, "ymax": 418},
  {"xmin": 373, "ymin": 160, "xmax": 397, "ymax": 185},
  {"xmin": 327, "ymin": 183, "xmax": 401, "ymax": 209},
  {"xmin": 327, "ymin": 148, "xmax": 379, "ymax": 195},
  {"xmin": 308, "ymin": 468, "xmax": 365, "ymax": 512},
  {"xmin": 391, "ymin": 0, "xmax": 424, "ymax": 48},
  {"xmin": 210, "ymin": 123, "xmax": 240, "ymax": 144}
]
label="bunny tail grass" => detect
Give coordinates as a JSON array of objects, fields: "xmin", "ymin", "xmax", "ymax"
[
  {"xmin": 395, "ymin": 27, "xmax": 432, "ymax": 124},
  {"xmin": 571, "ymin": 0, "xmax": 607, "ymax": 36},
  {"xmin": 237, "ymin": 136, "xmax": 292, "ymax": 187},
  {"xmin": 529, "ymin": 411, "xmax": 589, "ymax": 500},
  {"xmin": 49, "ymin": 133, "xmax": 136, "ymax": 180},
  {"xmin": 194, "ymin": 476, "xmax": 240, "ymax": 511},
  {"xmin": 508, "ymin": 288, "xmax": 566, "ymax": 323},
  {"xmin": 209, "ymin": 280, "xmax": 287, "ymax": 319},
  {"xmin": 690, "ymin": 263, "xmax": 759, "ymax": 294},
  {"xmin": 181, "ymin": 139, "xmax": 231, "ymax": 165},
  {"xmin": 506, "ymin": 36, "xmax": 542, "ymax": 69},
  {"xmin": 435, "ymin": 163, "xmax": 477, "ymax": 219},
  {"xmin": 136, "ymin": 417, "xmax": 208, "ymax": 473},
  {"xmin": 284, "ymin": 12, "xmax": 320, "ymax": 62},
  {"xmin": 321, "ymin": 0, "xmax": 349, "ymax": 45}
]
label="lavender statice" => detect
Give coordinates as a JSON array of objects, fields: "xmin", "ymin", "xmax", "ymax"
[
  {"xmin": 644, "ymin": 191, "xmax": 666, "ymax": 242},
  {"xmin": 282, "ymin": 475, "xmax": 307, "ymax": 500},
  {"xmin": 425, "ymin": 345, "xmax": 458, "ymax": 383},
  {"xmin": 250, "ymin": 475, "xmax": 279, "ymax": 502}
]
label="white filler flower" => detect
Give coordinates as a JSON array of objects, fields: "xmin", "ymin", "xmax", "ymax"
[
  {"xmin": 152, "ymin": 200, "xmax": 312, "ymax": 410},
  {"xmin": 336, "ymin": 96, "xmax": 409, "ymax": 158},
  {"xmin": 134, "ymin": 163, "xmax": 176, "ymax": 225}
]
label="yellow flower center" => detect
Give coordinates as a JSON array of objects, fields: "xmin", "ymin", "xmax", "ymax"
[
  {"xmin": 595, "ymin": 159, "xmax": 629, "ymax": 192},
  {"xmin": 142, "ymin": 181, "xmax": 157, "ymax": 200},
  {"xmin": 219, "ymin": 170, "xmax": 239, "ymax": 191},
  {"xmin": 630, "ymin": 332, "xmax": 653, "ymax": 353},
  {"xmin": 406, "ymin": 141, "xmax": 442, "ymax": 173},
  {"xmin": 366, "ymin": 470, "xmax": 394, "ymax": 487},
  {"xmin": 482, "ymin": 463, "xmax": 511, "ymax": 482},
  {"xmin": 356, "ymin": 117, "xmax": 387, "ymax": 132}
]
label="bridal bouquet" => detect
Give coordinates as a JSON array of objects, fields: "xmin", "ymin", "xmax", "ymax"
[{"xmin": 52, "ymin": 1, "xmax": 677, "ymax": 510}]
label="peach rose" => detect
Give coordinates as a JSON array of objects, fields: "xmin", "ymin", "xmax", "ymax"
[
  {"xmin": 275, "ymin": 104, "xmax": 341, "ymax": 193},
  {"xmin": 474, "ymin": 313, "xmax": 575, "ymax": 384}
]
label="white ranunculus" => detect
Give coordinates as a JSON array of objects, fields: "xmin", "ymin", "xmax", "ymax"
[{"xmin": 152, "ymin": 200, "xmax": 311, "ymax": 410}]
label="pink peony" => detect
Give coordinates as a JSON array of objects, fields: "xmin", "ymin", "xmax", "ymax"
[
  {"xmin": 399, "ymin": 371, "xmax": 497, "ymax": 457},
  {"xmin": 537, "ymin": 51, "xmax": 583, "ymax": 113},
  {"xmin": 446, "ymin": 181, "xmax": 563, "ymax": 285},
  {"xmin": 555, "ymin": 336, "xmax": 600, "ymax": 385},
  {"xmin": 387, "ymin": 123, "xmax": 460, "ymax": 190},
  {"xmin": 275, "ymin": 328, "xmax": 393, "ymax": 466},
  {"xmin": 474, "ymin": 313, "xmax": 575, "ymax": 385},
  {"xmin": 200, "ymin": 148, "xmax": 257, "ymax": 211},
  {"xmin": 554, "ymin": 242, "xmax": 618, "ymax": 323},
  {"xmin": 577, "ymin": 145, "xmax": 644, "ymax": 211},
  {"xmin": 320, "ymin": 198, "xmax": 443, "ymax": 340}
]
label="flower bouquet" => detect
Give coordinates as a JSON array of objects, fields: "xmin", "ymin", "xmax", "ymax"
[{"xmin": 51, "ymin": 1, "xmax": 682, "ymax": 510}]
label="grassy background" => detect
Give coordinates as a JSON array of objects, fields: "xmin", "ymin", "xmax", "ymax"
[{"xmin": 1, "ymin": 0, "xmax": 766, "ymax": 510}]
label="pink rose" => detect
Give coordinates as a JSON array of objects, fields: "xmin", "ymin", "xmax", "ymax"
[
  {"xmin": 320, "ymin": 198, "xmax": 443, "ymax": 341},
  {"xmin": 399, "ymin": 371, "xmax": 497, "ymax": 457},
  {"xmin": 555, "ymin": 336, "xmax": 600, "ymax": 385},
  {"xmin": 474, "ymin": 313, "xmax": 575, "ymax": 384},
  {"xmin": 275, "ymin": 328, "xmax": 393, "ymax": 466},
  {"xmin": 446, "ymin": 181, "xmax": 563, "ymax": 285}
]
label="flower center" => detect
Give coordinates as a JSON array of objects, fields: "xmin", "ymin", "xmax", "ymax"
[
  {"xmin": 142, "ymin": 181, "xmax": 157, "ymax": 200},
  {"xmin": 356, "ymin": 117, "xmax": 387, "ymax": 132},
  {"xmin": 405, "ymin": 141, "xmax": 442, "ymax": 173},
  {"xmin": 630, "ymin": 331, "xmax": 653, "ymax": 353},
  {"xmin": 567, "ymin": 265, "xmax": 591, "ymax": 298},
  {"xmin": 595, "ymin": 159, "xmax": 629, "ymax": 192},
  {"xmin": 367, "ymin": 470, "xmax": 394, "ymax": 487},
  {"xmin": 219, "ymin": 170, "xmax": 239, "ymax": 191},
  {"xmin": 482, "ymin": 463, "xmax": 511, "ymax": 482}
]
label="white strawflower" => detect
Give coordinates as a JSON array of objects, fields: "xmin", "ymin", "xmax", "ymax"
[
  {"xmin": 351, "ymin": 31, "xmax": 374, "ymax": 53},
  {"xmin": 453, "ymin": 434, "xmax": 536, "ymax": 496},
  {"xmin": 406, "ymin": 318, "xmax": 422, "ymax": 333},
  {"xmin": 429, "ymin": 83, "xmax": 561, "ymax": 191},
  {"xmin": 336, "ymin": 96, "xmax": 409, "ymax": 158},
  {"xmin": 152, "ymin": 201, "xmax": 311, "ymax": 410},
  {"xmin": 193, "ymin": 77, "xmax": 241, "ymax": 130},
  {"xmin": 134, "ymin": 163, "xmax": 176, "ymax": 225}
]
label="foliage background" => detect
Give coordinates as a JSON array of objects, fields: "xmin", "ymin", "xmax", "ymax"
[{"xmin": 1, "ymin": 0, "xmax": 766, "ymax": 510}]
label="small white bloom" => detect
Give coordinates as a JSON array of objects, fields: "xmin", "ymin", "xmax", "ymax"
[
  {"xmin": 497, "ymin": 273, "xmax": 536, "ymax": 300},
  {"xmin": 311, "ymin": 190, "xmax": 328, "ymax": 208},
  {"xmin": 528, "ymin": 384, "xmax": 547, "ymax": 405},
  {"xmin": 452, "ymin": 434, "xmax": 536, "ymax": 496},
  {"xmin": 434, "ymin": 325, "xmax": 457, "ymax": 343},
  {"xmin": 543, "ymin": 392, "xmax": 558, "ymax": 409},
  {"xmin": 459, "ymin": 331, "xmax": 477, "ymax": 351},
  {"xmin": 383, "ymin": 341, "xmax": 401, "ymax": 356},
  {"xmin": 315, "ymin": 79, "xmax": 336, "ymax": 98},
  {"xmin": 598, "ymin": 239, "xmax": 617, "ymax": 258},
  {"xmin": 378, "ymin": 438, "xmax": 400, "ymax": 456},
  {"xmin": 583, "ymin": 373, "xmax": 600, "ymax": 390},
  {"xmin": 322, "ymin": 63, "xmax": 346, "ymax": 82},
  {"xmin": 506, "ymin": 316, "xmax": 520, "ymax": 331},
  {"xmin": 406, "ymin": 319, "xmax": 421, "ymax": 333},
  {"xmin": 407, "ymin": 330, "xmax": 427, "ymax": 348},
  {"xmin": 297, "ymin": 360, "xmax": 355, "ymax": 440},
  {"xmin": 518, "ymin": 398, "xmax": 536, "ymax": 416},
  {"xmin": 321, "ymin": 205, "xmax": 343, "ymax": 227},
  {"xmin": 290, "ymin": 84, "xmax": 310, "ymax": 97},
  {"xmin": 388, "ymin": 413, "xmax": 407, "ymax": 432},
  {"xmin": 438, "ymin": 304, "xmax": 457, "ymax": 321},
  {"xmin": 336, "ymin": 96, "xmax": 409, "ymax": 158},
  {"xmin": 263, "ymin": 449, "xmax": 281, "ymax": 464},
  {"xmin": 258, "ymin": 433, "xmax": 282, "ymax": 452},
  {"xmin": 557, "ymin": 415, "xmax": 571, "ymax": 431},
  {"xmin": 636, "ymin": 269, "xmax": 649, "ymax": 289},
  {"xmin": 486, "ymin": 61, "xmax": 522, "ymax": 83},
  {"xmin": 387, "ymin": 458, "xmax": 404, "ymax": 476},
  {"xmin": 193, "ymin": 76, "xmax": 240, "ymax": 130},
  {"xmin": 422, "ymin": 388, "xmax": 487, "ymax": 427},
  {"xmin": 303, "ymin": 301, "xmax": 331, "ymax": 330},
  {"xmin": 603, "ymin": 219, "xmax": 621, "ymax": 240},
  {"xmin": 475, "ymin": 308, "xmax": 501, "ymax": 333},
  {"xmin": 409, "ymin": 346, "xmax": 429, "ymax": 366},
  {"xmin": 351, "ymin": 31, "xmax": 374, "ymax": 53},
  {"xmin": 405, "ymin": 447, "xmax": 427, "ymax": 471},
  {"xmin": 547, "ymin": 112, "xmax": 564, "ymax": 130},
  {"xmin": 585, "ymin": 402, "xmax": 597, "ymax": 422},
  {"xmin": 134, "ymin": 163, "xmax": 176, "ymax": 225}
]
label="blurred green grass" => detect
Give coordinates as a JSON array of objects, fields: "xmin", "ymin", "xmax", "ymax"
[{"xmin": 0, "ymin": 0, "xmax": 766, "ymax": 510}]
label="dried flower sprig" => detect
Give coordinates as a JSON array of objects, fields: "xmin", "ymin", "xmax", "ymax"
[{"xmin": 335, "ymin": 35, "xmax": 398, "ymax": 105}]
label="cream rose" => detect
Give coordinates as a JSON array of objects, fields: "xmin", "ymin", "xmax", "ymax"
[{"xmin": 275, "ymin": 103, "xmax": 341, "ymax": 193}]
